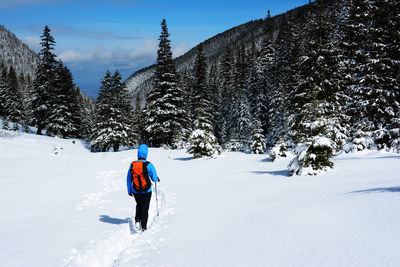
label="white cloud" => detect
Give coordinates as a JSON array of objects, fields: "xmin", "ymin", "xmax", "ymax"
[
  {"xmin": 22, "ymin": 36, "xmax": 41, "ymax": 52},
  {"xmin": 173, "ymin": 43, "xmax": 190, "ymax": 58},
  {"xmin": 128, "ymin": 38, "xmax": 158, "ymax": 59},
  {"xmin": 59, "ymin": 46, "xmax": 113, "ymax": 63},
  {"xmin": 59, "ymin": 39, "xmax": 159, "ymax": 71}
]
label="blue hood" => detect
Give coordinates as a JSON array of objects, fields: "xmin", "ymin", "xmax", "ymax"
[{"xmin": 138, "ymin": 144, "xmax": 148, "ymax": 160}]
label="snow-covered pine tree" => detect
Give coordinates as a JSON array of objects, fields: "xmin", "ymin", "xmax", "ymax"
[
  {"xmin": 270, "ymin": 12, "xmax": 295, "ymax": 146},
  {"xmin": 251, "ymin": 118, "xmax": 266, "ymax": 154},
  {"xmin": 90, "ymin": 70, "xmax": 114, "ymax": 152},
  {"xmin": 177, "ymin": 69, "xmax": 193, "ymax": 144},
  {"xmin": 46, "ymin": 61, "xmax": 81, "ymax": 138},
  {"xmin": 269, "ymin": 138, "xmax": 288, "ymax": 162},
  {"xmin": 386, "ymin": 0, "xmax": 400, "ymax": 151},
  {"xmin": 32, "ymin": 25, "xmax": 58, "ymax": 135},
  {"xmin": 187, "ymin": 104, "xmax": 221, "ymax": 159},
  {"xmin": 257, "ymin": 10, "xmax": 276, "ymax": 138},
  {"xmin": 285, "ymin": 12, "xmax": 303, "ymax": 146},
  {"xmin": 132, "ymin": 95, "xmax": 145, "ymax": 143},
  {"xmin": 230, "ymin": 46, "xmax": 253, "ymax": 151},
  {"xmin": 289, "ymin": 0, "xmax": 345, "ymax": 175},
  {"xmin": 208, "ymin": 62, "xmax": 222, "ymax": 144},
  {"xmin": 3, "ymin": 66, "xmax": 24, "ymax": 129},
  {"xmin": 0, "ymin": 66, "xmax": 7, "ymax": 119},
  {"xmin": 361, "ymin": 0, "xmax": 400, "ymax": 150},
  {"xmin": 342, "ymin": 0, "xmax": 400, "ymax": 152},
  {"xmin": 79, "ymin": 92, "xmax": 95, "ymax": 141},
  {"xmin": 247, "ymin": 41, "xmax": 262, "ymax": 117},
  {"xmin": 90, "ymin": 70, "xmax": 135, "ymax": 152},
  {"xmin": 109, "ymin": 70, "xmax": 136, "ymax": 151},
  {"xmin": 218, "ymin": 48, "xmax": 235, "ymax": 146},
  {"xmin": 191, "ymin": 43, "xmax": 208, "ymax": 126},
  {"xmin": 143, "ymin": 19, "xmax": 186, "ymax": 148},
  {"xmin": 19, "ymin": 74, "xmax": 34, "ymax": 133}
]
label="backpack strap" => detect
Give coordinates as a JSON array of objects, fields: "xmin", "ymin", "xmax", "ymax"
[{"xmin": 143, "ymin": 161, "xmax": 150, "ymax": 181}]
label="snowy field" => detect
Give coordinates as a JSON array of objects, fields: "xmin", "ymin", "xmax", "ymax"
[{"xmin": 1, "ymin": 130, "xmax": 400, "ymax": 267}]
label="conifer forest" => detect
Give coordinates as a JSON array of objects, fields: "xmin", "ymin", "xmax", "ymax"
[{"xmin": 1, "ymin": 0, "xmax": 399, "ymax": 175}]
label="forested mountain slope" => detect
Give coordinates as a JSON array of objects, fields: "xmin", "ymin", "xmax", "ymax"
[{"xmin": 0, "ymin": 25, "xmax": 39, "ymax": 80}]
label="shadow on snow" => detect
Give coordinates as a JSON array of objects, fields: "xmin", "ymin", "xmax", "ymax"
[
  {"xmin": 250, "ymin": 170, "xmax": 290, "ymax": 177},
  {"xmin": 99, "ymin": 215, "xmax": 131, "ymax": 225},
  {"xmin": 174, "ymin": 157, "xmax": 193, "ymax": 161},
  {"xmin": 99, "ymin": 215, "xmax": 138, "ymax": 235},
  {"xmin": 350, "ymin": 186, "xmax": 400, "ymax": 194},
  {"xmin": 335, "ymin": 155, "xmax": 400, "ymax": 161}
]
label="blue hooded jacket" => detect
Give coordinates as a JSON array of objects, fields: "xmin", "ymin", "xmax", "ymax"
[{"xmin": 127, "ymin": 144, "xmax": 158, "ymax": 194}]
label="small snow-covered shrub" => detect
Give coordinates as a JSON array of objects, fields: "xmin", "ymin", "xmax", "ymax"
[
  {"xmin": 187, "ymin": 128, "xmax": 221, "ymax": 159},
  {"xmin": 343, "ymin": 136, "xmax": 376, "ymax": 153},
  {"xmin": 251, "ymin": 131, "xmax": 266, "ymax": 154},
  {"xmin": 289, "ymin": 136, "xmax": 334, "ymax": 176},
  {"xmin": 269, "ymin": 140, "xmax": 287, "ymax": 162},
  {"xmin": 388, "ymin": 128, "xmax": 400, "ymax": 153},
  {"xmin": 224, "ymin": 139, "xmax": 241, "ymax": 152}
]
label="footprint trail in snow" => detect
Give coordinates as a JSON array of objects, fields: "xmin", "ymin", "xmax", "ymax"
[{"xmin": 64, "ymin": 167, "xmax": 176, "ymax": 267}]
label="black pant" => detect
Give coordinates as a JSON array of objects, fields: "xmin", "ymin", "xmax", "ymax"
[{"xmin": 133, "ymin": 192, "xmax": 152, "ymax": 230}]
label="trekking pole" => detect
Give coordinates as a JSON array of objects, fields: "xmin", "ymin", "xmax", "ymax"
[{"xmin": 155, "ymin": 179, "xmax": 159, "ymax": 217}]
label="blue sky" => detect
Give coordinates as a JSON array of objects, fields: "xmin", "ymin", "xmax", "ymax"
[{"xmin": 1, "ymin": 0, "xmax": 309, "ymax": 98}]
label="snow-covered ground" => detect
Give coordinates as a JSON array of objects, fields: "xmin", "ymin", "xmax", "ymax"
[{"xmin": 1, "ymin": 130, "xmax": 400, "ymax": 267}]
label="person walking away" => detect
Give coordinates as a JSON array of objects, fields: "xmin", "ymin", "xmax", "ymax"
[{"xmin": 126, "ymin": 144, "xmax": 159, "ymax": 231}]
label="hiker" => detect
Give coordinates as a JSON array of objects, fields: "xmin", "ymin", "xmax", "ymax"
[{"xmin": 127, "ymin": 144, "xmax": 159, "ymax": 231}]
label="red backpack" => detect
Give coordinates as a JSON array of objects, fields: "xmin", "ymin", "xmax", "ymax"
[{"xmin": 130, "ymin": 161, "xmax": 151, "ymax": 193}]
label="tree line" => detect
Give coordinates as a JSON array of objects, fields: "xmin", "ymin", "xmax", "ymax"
[{"xmin": 1, "ymin": 0, "xmax": 398, "ymax": 175}]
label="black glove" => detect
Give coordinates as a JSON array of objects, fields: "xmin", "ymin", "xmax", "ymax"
[
  {"xmin": 157, "ymin": 177, "xmax": 160, "ymax": 182},
  {"xmin": 129, "ymin": 193, "xmax": 134, "ymax": 197}
]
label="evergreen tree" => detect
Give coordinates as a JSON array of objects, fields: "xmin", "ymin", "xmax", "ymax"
[
  {"xmin": 257, "ymin": 11, "xmax": 276, "ymax": 136},
  {"xmin": 269, "ymin": 138, "xmax": 288, "ymax": 162},
  {"xmin": 342, "ymin": 0, "xmax": 400, "ymax": 152},
  {"xmin": 270, "ymin": 12, "xmax": 294, "ymax": 146},
  {"xmin": 289, "ymin": 0, "xmax": 345, "ymax": 175},
  {"xmin": 79, "ymin": 93, "xmax": 95, "ymax": 141},
  {"xmin": 46, "ymin": 61, "xmax": 82, "ymax": 138},
  {"xmin": 0, "ymin": 67, "xmax": 8, "ymax": 119},
  {"xmin": 90, "ymin": 70, "xmax": 135, "ymax": 152},
  {"xmin": 187, "ymin": 105, "xmax": 221, "ymax": 158},
  {"xmin": 218, "ymin": 49, "xmax": 235, "ymax": 146},
  {"xmin": 247, "ymin": 41, "xmax": 262, "ymax": 117},
  {"xmin": 178, "ymin": 69, "xmax": 193, "ymax": 143},
  {"xmin": 132, "ymin": 95, "xmax": 145, "ymax": 143},
  {"xmin": 19, "ymin": 74, "xmax": 34, "ymax": 133},
  {"xmin": 3, "ymin": 66, "xmax": 24, "ymax": 129},
  {"xmin": 90, "ymin": 71, "xmax": 114, "ymax": 151},
  {"xmin": 251, "ymin": 118, "xmax": 266, "ymax": 154},
  {"xmin": 187, "ymin": 44, "xmax": 222, "ymax": 156},
  {"xmin": 110, "ymin": 70, "xmax": 136, "ymax": 151},
  {"xmin": 32, "ymin": 25, "xmax": 58, "ymax": 135},
  {"xmin": 208, "ymin": 62, "xmax": 221, "ymax": 142},
  {"xmin": 361, "ymin": 0, "xmax": 400, "ymax": 150},
  {"xmin": 230, "ymin": 46, "xmax": 253, "ymax": 151},
  {"xmin": 143, "ymin": 19, "xmax": 186, "ymax": 147},
  {"xmin": 191, "ymin": 44, "xmax": 209, "ymax": 122}
]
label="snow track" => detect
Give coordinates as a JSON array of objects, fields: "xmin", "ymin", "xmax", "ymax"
[{"xmin": 64, "ymin": 179, "xmax": 176, "ymax": 267}]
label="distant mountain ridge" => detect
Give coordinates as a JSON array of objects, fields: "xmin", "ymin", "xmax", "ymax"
[
  {"xmin": 0, "ymin": 25, "xmax": 39, "ymax": 79},
  {"xmin": 124, "ymin": 3, "xmax": 309, "ymax": 104}
]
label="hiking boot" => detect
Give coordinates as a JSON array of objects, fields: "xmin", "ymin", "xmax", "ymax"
[{"xmin": 135, "ymin": 221, "xmax": 141, "ymax": 231}]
